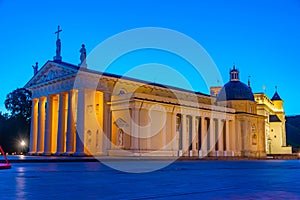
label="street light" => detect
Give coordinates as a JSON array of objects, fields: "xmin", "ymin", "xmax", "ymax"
[
  {"xmin": 20, "ymin": 140, "xmax": 26, "ymax": 147},
  {"xmin": 19, "ymin": 140, "xmax": 26, "ymax": 155}
]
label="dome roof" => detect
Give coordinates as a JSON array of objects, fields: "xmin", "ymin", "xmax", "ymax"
[{"xmin": 217, "ymin": 81, "xmax": 255, "ymax": 102}]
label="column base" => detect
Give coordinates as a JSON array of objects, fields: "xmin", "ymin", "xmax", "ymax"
[
  {"xmin": 36, "ymin": 151, "xmax": 44, "ymax": 155},
  {"xmin": 182, "ymin": 150, "xmax": 189, "ymax": 157},
  {"xmin": 54, "ymin": 152, "xmax": 65, "ymax": 156},
  {"xmin": 223, "ymin": 150, "xmax": 234, "ymax": 157},
  {"xmin": 198, "ymin": 150, "xmax": 208, "ymax": 158},
  {"xmin": 63, "ymin": 152, "xmax": 74, "ymax": 156},
  {"xmin": 178, "ymin": 150, "xmax": 183, "ymax": 157},
  {"xmin": 73, "ymin": 152, "xmax": 87, "ymax": 157},
  {"xmin": 230, "ymin": 151, "xmax": 235, "ymax": 157},
  {"xmin": 189, "ymin": 150, "xmax": 198, "ymax": 157},
  {"xmin": 208, "ymin": 151, "xmax": 217, "ymax": 157},
  {"xmin": 28, "ymin": 151, "xmax": 36, "ymax": 156},
  {"xmin": 43, "ymin": 152, "xmax": 52, "ymax": 156},
  {"xmin": 216, "ymin": 151, "xmax": 226, "ymax": 157}
]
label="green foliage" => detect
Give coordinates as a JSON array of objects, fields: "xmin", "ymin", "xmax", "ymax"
[
  {"xmin": 0, "ymin": 88, "xmax": 31, "ymax": 153},
  {"xmin": 4, "ymin": 88, "xmax": 32, "ymax": 121}
]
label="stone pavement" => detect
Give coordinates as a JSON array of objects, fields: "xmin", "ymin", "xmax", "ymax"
[{"xmin": 1, "ymin": 159, "xmax": 300, "ymax": 199}]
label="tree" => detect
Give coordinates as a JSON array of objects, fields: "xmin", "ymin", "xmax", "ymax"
[
  {"xmin": 1, "ymin": 88, "xmax": 32, "ymax": 153},
  {"xmin": 4, "ymin": 88, "xmax": 32, "ymax": 121}
]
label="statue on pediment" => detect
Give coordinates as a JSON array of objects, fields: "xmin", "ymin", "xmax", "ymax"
[
  {"xmin": 32, "ymin": 62, "xmax": 38, "ymax": 75},
  {"xmin": 79, "ymin": 44, "xmax": 87, "ymax": 68}
]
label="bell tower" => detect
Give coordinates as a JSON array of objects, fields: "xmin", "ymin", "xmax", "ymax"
[
  {"xmin": 230, "ymin": 65, "xmax": 239, "ymax": 81},
  {"xmin": 271, "ymin": 86, "xmax": 283, "ymax": 110}
]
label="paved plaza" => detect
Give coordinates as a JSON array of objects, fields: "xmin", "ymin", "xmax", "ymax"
[{"xmin": 1, "ymin": 159, "xmax": 300, "ymax": 199}]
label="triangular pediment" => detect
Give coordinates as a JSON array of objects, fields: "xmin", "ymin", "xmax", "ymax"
[{"xmin": 25, "ymin": 61, "xmax": 79, "ymax": 88}]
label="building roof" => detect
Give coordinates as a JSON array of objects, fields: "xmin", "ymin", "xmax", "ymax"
[
  {"xmin": 269, "ymin": 115, "xmax": 281, "ymax": 122},
  {"xmin": 25, "ymin": 60, "xmax": 211, "ymax": 98},
  {"xmin": 217, "ymin": 81, "xmax": 255, "ymax": 101},
  {"xmin": 217, "ymin": 66, "xmax": 255, "ymax": 102},
  {"xmin": 271, "ymin": 91, "xmax": 282, "ymax": 101}
]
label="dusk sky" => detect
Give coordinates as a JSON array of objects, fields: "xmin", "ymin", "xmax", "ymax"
[{"xmin": 0, "ymin": 0, "xmax": 299, "ymax": 115}]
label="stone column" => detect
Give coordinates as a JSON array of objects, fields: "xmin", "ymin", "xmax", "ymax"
[
  {"xmin": 171, "ymin": 112, "xmax": 177, "ymax": 151},
  {"xmin": 56, "ymin": 92, "xmax": 68, "ymax": 155},
  {"xmin": 236, "ymin": 120, "xmax": 242, "ymax": 155},
  {"xmin": 217, "ymin": 119, "xmax": 224, "ymax": 156},
  {"xmin": 131, "ymin": 108, "xmax": 139, "ymax": 151},
  {"xmin": 29, "ymin": 98, "xmax": 38, "ymax": 154},
  {"xmin": 209, "ymin": 118, "xmax": 215, "ymax": 154},
  {"xmin": 242, "ymin": 120, "xmax": 247, "ymax": 156},
  {"xmin": 191, "ymin": 115, "xmax": 197, "ymax": 156},
  {"xmin": 65, "ymin": 90, "xmax": 76, "ymax": 154},
  {"xmin": 74, "ymin": 88, "xmax": 86, "ymax": 156},
  {"xmin": 102, "ymin": 92, "xmax": 112, "ymax": 155},
  {"xmin": 37, "ymin": 96, "xmax": 46, "ymax": 154},
  {"xmin": 181, "ymin": 114, "xmax": 187, "ymax": 155},
  {"xmin": 226, "ymin": 120, "xmax": 230, "ymax": 154},
  {"xmin": 146, "ymin": 110, "xmax": 152, "ymax": 150},
  {"xmin": 199, "ymin": 116, "xmax": 206, "ymax": 157},
  {"xmin": 161, "ymin": 113, "xmax": 166, "ymax": 151},
  {"xmin": 231, "ymin": 120, "xmax": 236, "ymax": 156},
  {"xmin": 44, "ymin": 95, "xmax": 54, "ymax": 155}
]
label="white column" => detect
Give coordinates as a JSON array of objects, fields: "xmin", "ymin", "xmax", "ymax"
[
  {"xmin": 231, "ymin": 120, "xmax": 236, "ymax": 156},
  {"xmin": 195, "ymin": 117, "xmax": 200, "ymax": 151},
  {"xmin": 200, "ymin": 116, "xmax": 206, "ymax": 156},
  {"xmin": 65, "ymin": 90, "xmax": 76, "ymax": 154},
  {"xmin": 162, "ymin": 120, "xmax": 166, "ymax": 150},
  {"xmin": 74, "ymin": 88, "xmax": 86, "ymax": 156},
  {"xmin": 44, "ymin": 95, "xmax": 54, "ymax": 155},
  {"xmin": 191, "ymin": 116, "xmax": 197, "ymax": 155},
  {"xmin": 37, "ymin": 96, "xmax": 46, "ymax": 154},
  {"xmin": 242, "ymin": 120, "xmax": 247, "ymax": 155},
  {"xmin": 181, "ymin": 114, "xmax": 187, "ymax": 155},
  {"xmin": 102, "ymin": 93, "xmax": 112, "ymax": 155},
  {"xmin": 56, "ymin": 92, "xmax": 68, "ymax": 155},
  {"xmin": 29, "ymin": 98, "xmax": 38, "ymax": 154},
  {"xmin": 146, "ymin": 111, "xmax": 152, "ymax": 150},
  {"xmin": 226, "ymin": 120, "xmax": 230, "ymax": 152},
  {"xmin": 131, "ymin": 108, "xmax": 139, "ymax": 150},
  {"xmin": 209, "ymin": 118, "xmax": 215, "ymax": 154},
  {"xmin": 217, "ymin": 119, "xmax": 224, "ymax": 154},
  {"xmin": 171, "ymin": 113, "xmax": 177, "ymax": 151}
]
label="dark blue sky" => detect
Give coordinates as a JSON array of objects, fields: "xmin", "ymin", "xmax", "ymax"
[{"xmin": 0, "ymin": 0, "xmax": 299, "ymax": 115}]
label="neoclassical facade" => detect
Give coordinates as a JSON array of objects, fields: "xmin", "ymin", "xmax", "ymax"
[{"xmin": 25, "ymin": 58, "xmax": 271, "ymax": 157}]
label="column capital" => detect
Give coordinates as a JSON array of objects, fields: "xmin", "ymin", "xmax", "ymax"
[
  {"xmin": 32, "ymin": 98, "xmax": 39, "ymax": 102},
  {"xmin": 39, "ymin": 96, "xmax": 47, "ymax": 101}
]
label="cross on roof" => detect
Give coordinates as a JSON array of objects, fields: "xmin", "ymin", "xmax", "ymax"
[{"xmin": 54, "ymin": 25, "xmax": 62, "ymax": 40}]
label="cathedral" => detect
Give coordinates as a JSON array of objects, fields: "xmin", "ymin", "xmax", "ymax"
[{"xmin": 25, "ymin": 29, "xmax": 291, "ymax": 157}]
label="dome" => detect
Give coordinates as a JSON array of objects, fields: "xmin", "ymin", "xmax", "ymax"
[
  {"xmin": 216, "ymin": 65, "xmax": 254, "ymax": 102},
  {"xmin": 217, "ymin": 81, "xmax": 255, "ymax": 101}
]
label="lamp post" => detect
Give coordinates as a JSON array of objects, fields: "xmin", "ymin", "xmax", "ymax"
[{"xmin": 20, "ymin": 140, "xmax": 26, "ymax": 155}]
